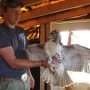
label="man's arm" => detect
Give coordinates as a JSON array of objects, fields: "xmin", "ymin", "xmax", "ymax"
[{"xmin": 0, "ymin": 46, "xmax": 48, "ymax": 69}]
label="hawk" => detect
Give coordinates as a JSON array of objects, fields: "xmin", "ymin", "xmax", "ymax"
[{"xmin": 26, "ymin": 30, "xmax": 90, "ymax": 87}]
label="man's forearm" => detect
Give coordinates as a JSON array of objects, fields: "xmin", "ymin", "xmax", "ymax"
[{"xmin": 11, "ymin": 58, "xmax": 43, "ymax": 69}]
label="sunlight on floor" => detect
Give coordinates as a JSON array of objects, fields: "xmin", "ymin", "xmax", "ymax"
[{"xmin": 67, "ymin": 71, "xmax": 90, "ymax": 84}]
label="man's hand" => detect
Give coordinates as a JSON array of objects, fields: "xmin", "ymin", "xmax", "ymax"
[
  {"xmin": 42, "ymin": 60, "xmax": 49, "ymax": 67},
  {"xmin": 29, "ymin": 72, "xmax": 35, "ymax": 89}
]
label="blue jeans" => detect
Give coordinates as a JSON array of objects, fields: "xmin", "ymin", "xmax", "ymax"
[{"xmin": 0, "ymin": 77, "xmax": 30, "ymax": 90}]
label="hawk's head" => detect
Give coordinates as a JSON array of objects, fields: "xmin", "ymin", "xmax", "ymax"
[{"xmin": 48, "ymin": 30, "xmax": 62, "ymax": 45}]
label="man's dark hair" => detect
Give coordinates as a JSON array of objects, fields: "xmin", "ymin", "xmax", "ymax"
[{"xmin": 0, "ymin": 0, "xmax": 23, "ymax": 10}]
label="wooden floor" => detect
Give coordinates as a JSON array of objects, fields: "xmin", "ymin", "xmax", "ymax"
[{"xmin": 46, "ymin": 83, "xmax": 90, "ymax": 90}]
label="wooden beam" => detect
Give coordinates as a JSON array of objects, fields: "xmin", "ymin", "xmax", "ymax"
[
  {"xmin": 40, "ymin": 24, "xmax": 46, "ymax": 44},
  {"xmin": 18, "ymin": 20, "xmax": 39, "ymax": 28},
  {"xmin": 17, "ymin": 0, "xmax": 45, "ymax": 6},
  {"xmin": 20, "ymin": 0, "xmax": 90, "ymax": 21},
  {"xmin": 18, "ymin": 5, "xmax": 90, "ymax": 28}
]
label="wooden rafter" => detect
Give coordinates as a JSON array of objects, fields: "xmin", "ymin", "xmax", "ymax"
[
  {"xmin": 18, "ymin": 5, "xmax": 90, "ymax": 28},
  {"xmin": 16, "ymin": 0, "xmax": 47, "ymax": 6},
  {"xmin": 20, "ymin": 0, "xmax": 90, "ymax": 21}
]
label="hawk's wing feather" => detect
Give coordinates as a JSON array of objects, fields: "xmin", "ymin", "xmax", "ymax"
[
  {"xmin": 26, "ymin": 44, "xmax": 47, "ymax": 61},
  {"xmin": 61, "ymin": 44, "xmax": 90, "ymax": 72}
]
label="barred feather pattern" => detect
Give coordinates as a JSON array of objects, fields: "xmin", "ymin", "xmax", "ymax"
[
  {"xmin": 60, "ymin": 44, "xmax": 90, "ymax": 73},
  {"xmin": 26, "ymin": 44, "xmax": 47, "ymax": 61}
]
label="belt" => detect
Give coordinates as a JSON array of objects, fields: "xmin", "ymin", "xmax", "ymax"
[{"xmin": 0, "ymin": 73, "xmax": 28, "ymax": 82}]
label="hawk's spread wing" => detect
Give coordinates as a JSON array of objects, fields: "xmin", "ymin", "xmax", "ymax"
[
  {"xmin": 26, "ymin": 44, "xmax": 47, "ymax": 61},
  {"xmin": 61, "ymin": 44, "xmax": 90, "ymax": 73}
]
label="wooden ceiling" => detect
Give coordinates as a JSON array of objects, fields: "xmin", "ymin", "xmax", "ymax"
[
  {"xmin": 0, "ymin": 0, "xmax": 90, "ymax": 28},
  {"xmin": 19, "ymin": 0, "xmax": 90, "ymax": 28}
]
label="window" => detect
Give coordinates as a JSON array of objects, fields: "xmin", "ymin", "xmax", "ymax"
[{"xmin": 60, "ymin": 30, "xmax": 90, "ymax": 48}]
